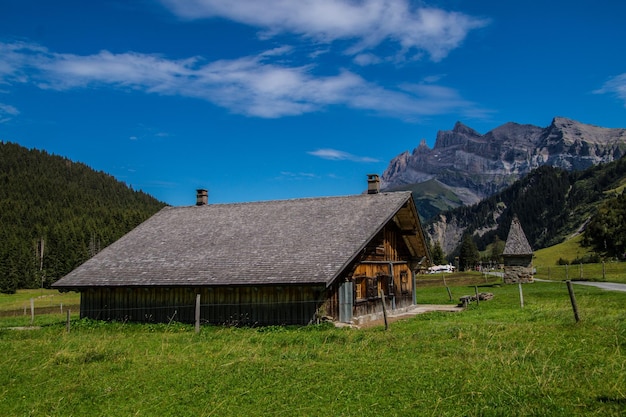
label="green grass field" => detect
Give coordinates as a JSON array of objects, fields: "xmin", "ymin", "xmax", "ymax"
[
  {"xmin": 529, "ymin": 235, "xmax": 626, "ymax": 284},
  {"xmin": 1, "ymin": 281, "xmax": 625, "ymax": 416},
  {"xmin": 533, "ymin": 234, "xmax": 588, "ymax": 266},
  {"xmin": 0, "ymin": 289, "xmax": 79, "ymax": 313}
]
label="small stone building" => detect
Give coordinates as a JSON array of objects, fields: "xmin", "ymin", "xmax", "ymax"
[{"xmin": 502, "ymin": 216, "xmax": 534, "ymax": 284}]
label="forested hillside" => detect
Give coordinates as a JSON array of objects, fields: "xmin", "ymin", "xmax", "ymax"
[
  {"xmin": 426, "ymin": 154, "xmax": 626, "ymax": 259},
  {"xmin": 0, "ymin": 142, "xmax": 166, "ymax": 293}
]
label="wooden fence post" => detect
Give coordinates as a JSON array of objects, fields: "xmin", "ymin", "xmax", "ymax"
[
  {"xmin": 566, "ymin": 280, "xmax": 580, "ymax": 323},
  {"xmin": 380, "ymin": 289, "xmax": 388, "ymax": 330},
  {"xmin": 442, "ymin": 273, "xmax": 452, "ymax": 301},
  {"xmin": 195, "ymin": 294, "xmax": 201, "ymax": 333},
  {"xmin": 474, "ymin": 286, "xmax": 479, "ymax": 305},
  {"xmin": 412, "ymin": 270, "xmax": 417, "ymax": 305},
  {"xmin": 30, "ymin": 298, "xmax": 34, "ymax": 325},
  {"xmin": 518, "ymin": 283, "xmax": 524, "ymax": 308}
]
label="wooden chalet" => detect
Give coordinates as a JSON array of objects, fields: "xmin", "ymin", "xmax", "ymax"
[
  {"xmin": 53, "ymin": 178, "xmax": 431, "ymax": 325},
  {"xmin": 502, "ymin": 216, "xmax": 534, "ymax": 284}
]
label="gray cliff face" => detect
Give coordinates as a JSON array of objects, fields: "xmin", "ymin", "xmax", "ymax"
[{"xmin": 382, "ymin": 117, "xmax": 626, "ymax": 205}]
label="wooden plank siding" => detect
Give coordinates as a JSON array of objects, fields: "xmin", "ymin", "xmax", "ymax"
[
  {"xmin": 80, "ymin": 285, "xmax": 326, "ymax": 326},
  {"xmin": 324, "ymin": 222, "xmax": 417, "ymax": 320}
]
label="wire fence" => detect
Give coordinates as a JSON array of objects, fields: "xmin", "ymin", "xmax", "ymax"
[
  {"xmin": 6, "ymin": 298, "xmax": 328, "ymax": 328},
  {"xmin": 534, "ymin": 262, "xmax": 626, "ymax": 282}
]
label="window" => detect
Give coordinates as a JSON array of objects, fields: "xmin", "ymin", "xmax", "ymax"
[
  {"xmin": 354, "ymin": 276, "xmax": 380, "ymax": 301},
  {"xmin": 400, "ymin": 271, "xmax": 409, "ymax": 295},
  {"xmin": 354, "ymin": 276, "xmax": 367, "ymax": 300},
  {"xmin": 366, "ymin": 277, "xmax": 379, "ymax": 299}
]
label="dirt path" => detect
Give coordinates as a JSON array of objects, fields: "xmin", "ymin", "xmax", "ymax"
[
  {"xmin": 535, "ymin": 279, "xmax": 626, "ymax": 293},
  {"xmin": 340, "ymin": 304, "xmax": 464, "ymax": 329},
  {"xmin": 570, "ymin": 281, "xmax": 626, "ymax": 292}
]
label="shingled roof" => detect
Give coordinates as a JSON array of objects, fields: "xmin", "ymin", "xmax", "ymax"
[
  {"xmin": 502, "ymin": 216, "xmax": 533, "ymax": 256},
  {"xmin": 53, "ymin": 191, "xmax": 422, "ymax": 289}
]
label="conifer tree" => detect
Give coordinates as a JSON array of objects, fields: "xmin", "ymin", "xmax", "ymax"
[
  {"xmin": 459, "ymin": 233, "xmax": 480, "ymax": 271},
  {"xmin": 431, "ymin": 241, "xmax": 447, "ymax": 265}
]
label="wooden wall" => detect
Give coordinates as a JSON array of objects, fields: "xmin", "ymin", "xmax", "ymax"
[
  {"xmin": 80, "ymin": 285, "xmax": 325, "ymax": 326},
  {"xmin": 325, "ymin": 222, "xmax": 416, "ymax": 320}
]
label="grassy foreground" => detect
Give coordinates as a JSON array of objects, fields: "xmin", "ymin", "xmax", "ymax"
[{"xmin": 1, "ymin": 282, "xmax": 625, "ymax": 416}]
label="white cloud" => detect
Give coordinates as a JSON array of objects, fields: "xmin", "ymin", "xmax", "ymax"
[
  {"xmin": 308, "ymin": 148, "xmax": 379, "ymax": 163},
  {"xmin": 594, "ymin": 74, "xmax": 626, "ymax": 107},
  {"xmin": 0, "ymin": 102, "xmax": 19, "ymax": 115},
  {"xmin": 159, "ymin": 0, "xmax": 488, "ymax": 62},
  {"xmin": 278, "ymin": 171, "xmax": 319, "ymax": 180},
  {"xmin": 0, "ymin": 102, "xmax": 19, "ymax": 123},
  {"xmin": 353, "ymin": 53, "xmax": 381, "ymax": 66},
  {"xmin": 0, "ymin": 41, "xmax": 486, "ymax": 120}
]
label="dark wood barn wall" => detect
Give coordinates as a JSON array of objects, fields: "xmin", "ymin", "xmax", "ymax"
[{"xmin": 80, "ymin": 285, "xmax": 325, "ymax": 325}]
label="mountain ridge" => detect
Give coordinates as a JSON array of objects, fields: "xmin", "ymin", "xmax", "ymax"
[{"xmin": 382, "ymin": 117, "xmax": 626, "ymax": 214}]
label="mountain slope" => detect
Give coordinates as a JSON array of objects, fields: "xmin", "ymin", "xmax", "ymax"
[
  {"xmin": 383, "ymin": 117, "xmax": 626, "ymax": 219},
  {"xmin": 0, "ymin": 141, "xmax": 166, "ymax": 293},
  {"xmin": 425, "ymin": 154, "xmax": 626, "ymax": 256}
]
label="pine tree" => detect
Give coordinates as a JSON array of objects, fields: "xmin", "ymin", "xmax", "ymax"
[
  {"xmin": 431, "ymin": 241, "xmax": 446, "ymax": 265},
  {"xmin": 459, "ymin": 233, "xmax": 480, "ymax": 271},
  {"xmin": 490, "ymin": 235, "xmax": 505, "ymax": 265}
]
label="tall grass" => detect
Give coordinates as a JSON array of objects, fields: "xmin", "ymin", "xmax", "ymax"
[{"xmin": 1, "ymin": 282, "xmax": 625, "ymax": 416}]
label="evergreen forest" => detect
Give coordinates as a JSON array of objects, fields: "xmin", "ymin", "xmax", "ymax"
[{"xmin": 0, "ymin": 142, "xmax": 166, "ymax": 293}]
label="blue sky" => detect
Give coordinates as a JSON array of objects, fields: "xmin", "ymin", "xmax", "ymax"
[{"xmin": 1, "ymin": 0, "xmax": 625, "ymax": 206}]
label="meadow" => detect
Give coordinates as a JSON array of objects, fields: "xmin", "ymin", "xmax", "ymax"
[
  {"xmin": 532, "ymin": 235, "xmax": 626, "ymax": 284},
  {"xmin": 1, "ymin": 280, "xmax": 625, "ymax": 416}
]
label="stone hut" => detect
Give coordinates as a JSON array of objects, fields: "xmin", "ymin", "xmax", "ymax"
[{"xmin": 502, "ymin": 216, "xmax": 534, "ymax": 284}]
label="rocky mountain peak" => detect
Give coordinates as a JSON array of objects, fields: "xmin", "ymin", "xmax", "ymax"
[
  {"xmin": 452, "ymin": 121, "xmax": 481, "ymax": 136},
  {"xmin": 381, "ymin": 117, "xmax": 626, "ymax": 208}
]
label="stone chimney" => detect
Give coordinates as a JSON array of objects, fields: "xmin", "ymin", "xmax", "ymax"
[
  {"xmin": 196, "ymin": 189, "xmax": 208, "ymax": 206},
  {"xmin": 367, "ymin": 174, "xmax": 380, "ymax": 194}
]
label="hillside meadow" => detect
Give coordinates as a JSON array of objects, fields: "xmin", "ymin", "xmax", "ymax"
[
  {"xmin": 532, "ymin": 235, "xmax": 626, "ymax": 284},
  {"xmin": 1, "ymin": 281, "xmax": 625, "ymax": 416}
]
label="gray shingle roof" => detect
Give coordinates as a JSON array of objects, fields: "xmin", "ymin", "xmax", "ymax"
[
  {"xmin": 53, "ymin": 192, "xmax": 415, "ymax": 288},
  {"xmin": 503, "ymin": 216, "xmax": 533, "ymax": 256}
]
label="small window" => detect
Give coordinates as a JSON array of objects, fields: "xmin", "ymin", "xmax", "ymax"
[
  {"xmin": 354, "ymin": 276, "xmax": 367, "ymax": 300},
  {"xmin": 400, "ymin": 271, "xmax": 409, "ymax": 295},
  {"xmin": 366, "ymin": 277, "xmax": 379, "ymax": 299}
]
